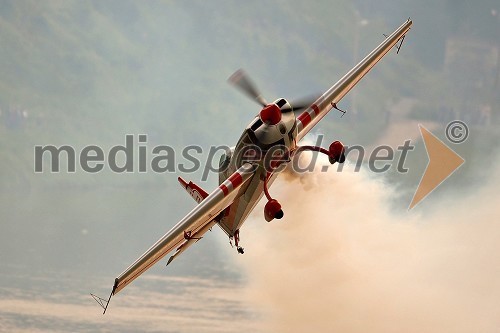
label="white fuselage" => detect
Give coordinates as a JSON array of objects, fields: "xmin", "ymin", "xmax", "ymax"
[{"xmin": 217, "ymin": 99, "xmax": 297, "ymax": 236}]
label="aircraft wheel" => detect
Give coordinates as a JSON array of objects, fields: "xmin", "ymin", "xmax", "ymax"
[{"xmin": 265, "ymin": 199, "xmax": 282, "ymax": 221}]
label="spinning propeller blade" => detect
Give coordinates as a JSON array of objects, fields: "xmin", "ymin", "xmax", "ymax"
[
  {"xmin": 228, "ymin": 69, "xmax": 319, "ymax": 114},
  {"xmin": 280, "ymin": 95, "xmax": 320, "ymax": 113},
  {"xmin": 228, "ymin": 69, "xmax": 267, "ymax": 107}
]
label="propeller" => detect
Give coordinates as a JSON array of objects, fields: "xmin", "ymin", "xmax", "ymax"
[
  {"xmin": 228, "ymin": 69, "xmax": 319, "ymax": 113},
  {"xmin": 280, "ymin": 94, "xmax": 320, "ymax": 113},
  {"xmin": 228, "ymin": 69, "xmax": 268, "ymax": 107}
]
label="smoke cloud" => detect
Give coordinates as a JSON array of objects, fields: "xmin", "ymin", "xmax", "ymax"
[{"xmin": 237, "ymin": 157, "xmax": 500, "ymax": 333}]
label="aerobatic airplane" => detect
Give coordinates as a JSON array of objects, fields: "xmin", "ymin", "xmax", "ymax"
[{"xmin": 92, "ymin": 19, "xmax": 412, "ymax": 313}]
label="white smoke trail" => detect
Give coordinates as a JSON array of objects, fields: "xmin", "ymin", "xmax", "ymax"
[{"xmin": 237, "ymin": 158, "xmax": 500, "ymax": 333}]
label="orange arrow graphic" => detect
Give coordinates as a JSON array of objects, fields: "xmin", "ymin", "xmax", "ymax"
[{"xmin": 409, "ymin": 125, "xmax": 465, "ymax": 210}]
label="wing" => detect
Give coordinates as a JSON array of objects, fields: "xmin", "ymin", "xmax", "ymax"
[
  {"xmin": 296, "ymin": 19, "xmax": 412, "ymax": 141},
  {"xmin": 111, "ymin": 163, "xmax": 255, "ymax": 296}
]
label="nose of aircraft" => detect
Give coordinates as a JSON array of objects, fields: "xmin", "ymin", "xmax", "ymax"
[{"xmin": 259, "ymin": 104, "xmax": 282, "ymax": 125}]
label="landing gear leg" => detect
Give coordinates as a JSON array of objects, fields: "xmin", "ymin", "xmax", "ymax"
[
  {"xmin": 234, "ymin": 230, "xmax": 244, "ymax": 254},
  {"xmin": 263, "ymin": 172, "xmax": 284, "ymax": 222},
  {"xmin": 295, "ymin": 141, "xmax": 346, "ymax": 165}
]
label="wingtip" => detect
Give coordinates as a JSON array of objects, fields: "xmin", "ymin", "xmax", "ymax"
[
  {"xmin": 91, "ymin": 292, "xmax": 112, "ymax": 315},
  {"xmin": 91, "ymin": 278, "xmax": 118, "ymax": 315}
]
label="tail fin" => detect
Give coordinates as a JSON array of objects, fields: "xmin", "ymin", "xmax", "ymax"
[{"xmin": 178, "ymin": 177, "xmax": 209, "ymax": 204}]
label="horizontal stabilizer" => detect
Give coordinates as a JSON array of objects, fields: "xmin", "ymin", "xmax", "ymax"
[{"xmin": 178, "ymin": 177, "xmax": 209, "ymax": 203}]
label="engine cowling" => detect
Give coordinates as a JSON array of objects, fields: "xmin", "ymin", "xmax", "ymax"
[{"xmin": 328, "ymin": 140, "xmax": 346, "ymax": 164}]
